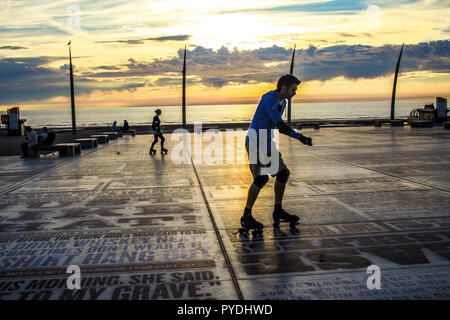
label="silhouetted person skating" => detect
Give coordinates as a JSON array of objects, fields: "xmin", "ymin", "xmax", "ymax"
[
  {"xmin": 150, "ymin": 109, "xmax": 167, "ymax": 155},
  {"xmin": 240, "ymin": 74, "xmax": 313, "ymax": 237}
]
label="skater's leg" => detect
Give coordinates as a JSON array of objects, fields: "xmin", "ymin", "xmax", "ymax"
[
  {"xmin": 245, "ymin": 183, "xmax": 261, "ymax": 210},
  {"xmin": 274, "ymin": 168, "xmax": 290, "ymax": 205},
  {"xmin": 150, "ymin": 135, "xmax": 158, "ymax": 151},
  {"xmin": 274, "ymin": 180, "xmax": 286, "ymax": 205},
  {"xmin": 245, "ymin": 175, "xmax": 269, "ymax": 210},
  {"xmin": 272, "ymin": 169, "xmax": 298, "ymax": 228},
  {"xmin": 159, "ymin": 134, "xmax": 165, "ymax": 149}
]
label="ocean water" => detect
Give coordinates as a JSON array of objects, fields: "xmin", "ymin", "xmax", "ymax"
[{"xmin": 10, "ymin": 100, "xmax": 432, "ymax": 129}]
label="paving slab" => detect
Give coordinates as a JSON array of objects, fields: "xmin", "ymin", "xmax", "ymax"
[{"xmin": 0, "ymin": 127, "xmax": 449, "ymax": 300}]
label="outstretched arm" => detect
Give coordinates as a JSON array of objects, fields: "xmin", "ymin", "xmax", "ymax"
[
  {"xmin": 275, "ymin": 121, "xmax": 312, "ymax": 146},
  {"xmin": 259, "ymin": 95, "xmax": 312, "ymax": 146}
]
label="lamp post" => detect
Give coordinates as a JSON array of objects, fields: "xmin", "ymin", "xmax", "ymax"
[
  {"xmin": 287, "ymin": 44, "xmax": 296, "ymax": 126},
  {"xmin": 68, "ymin": 40, "xmax": 76, "ymax": 135},
  {"xmin": 390, "ymin": 43, "xmax": 404, "ymax": 120},
  {"xmin": 182, "ymin": 46, "xmax": 186, "ymax": 128}
]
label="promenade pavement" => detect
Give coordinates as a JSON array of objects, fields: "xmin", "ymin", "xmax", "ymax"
[{"xmin": 0, "ymin": 125, "xmax": 449, "ymax": 300}]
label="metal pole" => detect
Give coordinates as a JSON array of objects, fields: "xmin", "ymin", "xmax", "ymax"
[
  {"xmin": 390, "ymin": 43, "xmax": 404, "ymax": 120},
  {"xmin": 288, "ymin": 44, "xmax": 296, "ymax": 126},
  {"xmin": 182, "ymin": 46, "xmax": 186, "ymax": 128},
  {"xmin": 68, "ymin": 41, "xmax": 76, "ymax": 135}
]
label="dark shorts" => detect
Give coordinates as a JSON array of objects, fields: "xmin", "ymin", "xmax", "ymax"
[{"xmin": 245, "ymin": 142, "xmax": 288, "ymax": 179}]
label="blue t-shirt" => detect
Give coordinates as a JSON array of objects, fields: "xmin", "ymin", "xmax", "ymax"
[{"xmin": 246, "ymin": 89, "xmax": 302, "ymax": 150}]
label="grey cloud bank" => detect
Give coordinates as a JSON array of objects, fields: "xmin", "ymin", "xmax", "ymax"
[{"xmin": 1, "ymin": 41, "xmax": 448, "ymax": 103}]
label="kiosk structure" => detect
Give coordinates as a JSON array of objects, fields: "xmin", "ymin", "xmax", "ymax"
[{"xmin": 6, "ymin": 107, "xmax": 25, "ymax": 136}]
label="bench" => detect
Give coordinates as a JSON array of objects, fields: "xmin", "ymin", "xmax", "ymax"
[
  {"xmin": 374, "ymin": 120, "xmax": 405, "ymax": 127},
  {"xmin": 91, "ymin": 135, "xmax": 109, "ymax": 144},
  {"xmin": 122, "ymin": 130, "xmax": 136, "ymax": 137},
  {"xmin": 74, "ymin": 138, "xmax": 98, "ymax": 149},
  {"xmin": 102, "ymin": 132, "xmax": 118, "ymax": 140},
  {"xmin": 35, "ymin": 143, "xmax": 81, "ymax": 157}
]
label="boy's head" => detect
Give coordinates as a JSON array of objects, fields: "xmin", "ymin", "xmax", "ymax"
[{"xmin": 277, "ymin": 74, "xmax": 301, "ymax": 99}]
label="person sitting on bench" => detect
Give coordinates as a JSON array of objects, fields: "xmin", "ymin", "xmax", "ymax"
[
  {"xmin": 39, "ymin": 127, "xmax": 48, "ymax": 143},
  {"xmin": 40, "ymin": 127, "xmax": 55, "ymax": 146},
  {"xmin": 20, "ymin": 126, "xmax": 38, "ymax": 158},
  {"xmin": 112, "ymin": 121, "xmax": 120, "ymax": 132},
  {"xmin": 123, "ymin": 120, "xmax": 129, "ymax": 132}
]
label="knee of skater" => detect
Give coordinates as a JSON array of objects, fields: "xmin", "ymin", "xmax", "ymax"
[
  {"xmin": 276, "ymin": 169, "xmax": 290, "ymax": 184},
  {"xmin": 253, "ymin": 175, "xmax": 269, "ymax": 189}
]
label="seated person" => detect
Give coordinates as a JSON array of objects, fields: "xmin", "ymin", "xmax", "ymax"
[
  {"xmin": 123, "ymin": 120, "xmax": 129, "ymax": 132},
  {"xmin": 20, "ymin": 126, "xmax": 38, "ymax": 157},
  {"xmin": 39, "ymin": 127, "xmax": 48, "ymax": 143},
  {"xmin": 38, "ymin": 127, "xmax": 55, "ymax": 146},
  {"xmin": 112, "ymin": 121, "xmax": 120, "ymax": 132}
]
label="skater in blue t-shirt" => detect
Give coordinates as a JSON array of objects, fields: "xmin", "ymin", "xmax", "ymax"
[
  {"xmin": 240, "ymin": 74, "xmax": 313, "ymax": 236},
  {"xmin": 150, "ymin": 109, "xmax": 168, "ymax": 155}
]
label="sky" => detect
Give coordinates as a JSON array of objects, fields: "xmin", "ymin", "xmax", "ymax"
[{"xmin": 0, "ymin": 0, "xmax": 449, "ymax": 110}]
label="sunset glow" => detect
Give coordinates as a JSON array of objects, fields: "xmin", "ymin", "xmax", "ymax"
[{"xmin": 0, "ymin": 0, "xmax": 449, "ymax": 110}]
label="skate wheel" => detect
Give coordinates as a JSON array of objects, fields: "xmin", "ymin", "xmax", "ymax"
[
  {"xmin": 252, "ymin": 230, "xmax": 263, "ymax": 237},
  {"xmin": 238, "ymin": 228, "xmax": 248, "ymax": 234},
  {"xmin": 290, "ymin": 226, "xmax": 300, "ymax": 234},
  {"xmin": 273, "ymin": 228, "xmax": 282, "ymax": 237}
]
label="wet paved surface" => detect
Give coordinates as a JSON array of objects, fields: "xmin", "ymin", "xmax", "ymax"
[{"xmin": 0, "ymin": 126, "xmax": 449, "ymax": 300}]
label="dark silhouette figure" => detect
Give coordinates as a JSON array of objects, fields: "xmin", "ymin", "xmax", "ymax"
[
  {"xmin": 20, "ymin": 126, "xmax": 38, "ymax": 158},
  {"xmin": 150, "ymin": 109, "xmax": 167, "ymax": 154},
  {"xmin": 123, "ymin": 120, "xmax": 129, "ymax": 132},
  {"xmin": 240, "ymin": 74, "xmax": 313, "ymax": 237},
  {"xmin": 112, "ymin": 121, "xmax": 120, "ymax": 132},
  {"xmin": 38, "ymin": 127, "xmax": 55, "ymax": 146}
]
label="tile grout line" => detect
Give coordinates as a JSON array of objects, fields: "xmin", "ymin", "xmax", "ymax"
[{"xmin": 190, "ymin": 155, "xmax": 244, "ymax": 300}]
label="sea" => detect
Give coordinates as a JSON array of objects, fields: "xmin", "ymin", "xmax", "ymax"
[{"xmin": 10, "ymin": 100, "xmax": 433, "ymax": 129}]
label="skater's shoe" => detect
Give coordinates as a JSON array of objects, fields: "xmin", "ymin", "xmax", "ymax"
[
  {"xmin": 161, "ymin": 148, "xmax": 168, "ymax": 154},
  {"xmin": 239, "ymin": 214, "xmax": 264, "ymax": 238},
  {"xmin": 273, "ymin": 207, "xmax": 299, "ymax": 229},
  {"xmin": 149, "ymin": 148, "xmax": 156, "ymax": 155}
]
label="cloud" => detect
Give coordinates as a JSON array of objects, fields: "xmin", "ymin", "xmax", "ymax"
[
  {"xmin": 95, "ymin": 65, "xmax": 121, "ymax": 71},
  {"xmin": 217, "ymin": 0, "xmax": 423, "ymax": 15},
  {"xmin": 109, "ymin": 40, "xmax": 448, "ymax": 87},
  {"xmin": 0, "ymin": 57, "xmax": 148, "ymax": 103},
  {"xmin": 97, "ymin": 35, "xmax": 191, "ymax": 45},
  {"xmin": 295, "ymin": 41, "xmax": 450, "ymax": 81},
  {"xmin": 2, "ymin": 40, "xmax": 448, "ymax": 103},
  {"xmin": 0, "ymin": 46, "xmax": 28, "ymax": 50},
  {"xmin": 0, "ymin": 26, "xmax": 69, "ymax": 36},
  {"xmin": 74, "ymin": 40, "xmax": 450, "ymax": 89}
]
